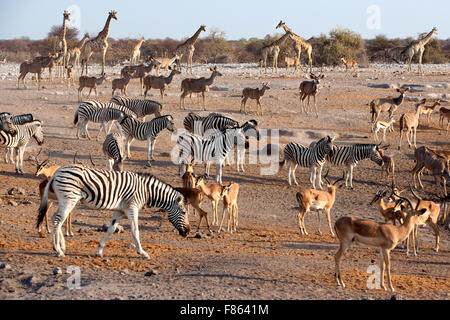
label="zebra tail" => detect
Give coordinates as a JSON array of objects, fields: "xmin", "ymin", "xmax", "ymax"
[
  {"xmin": 73, "ymin": 110, "xmax": 79, "ymax": 126},
  {"xmin": 37, "ymin": 175, "xmax": 54, "ymax": 229}
]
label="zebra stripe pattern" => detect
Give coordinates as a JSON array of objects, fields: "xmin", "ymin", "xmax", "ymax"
[
  {"xmin": 119, "ymin": 115, "xmax": 175, "ymax": 164},
  {"xmin": 183, "ymin": 112, "xmax": 239, "ymax": 136},
  {"xmin": 0, "ymin": 113, "xmax": 18, "ymax": 135},
  {"xmin": 177, "ymin": 124, "xmax": 247, "ymax": 183},
  {"xmin": 110, "ymin": 96, "xmax": 162, "ymax": 120},
  {"xmin": 326, "ymin": 144, "xmax": 383, "ymax": 188},
  {"xmin": 0, "ymin": 120, "xmax": 44, "ymax": 174},
  {"xmin": 280, "ymin": 136, "xmax": 335, "ymax": 188},
  {"xmin": 37, "ymin": 164, "xmax": 190, "ymax": 258},
  {"xmin": 74, "ymin": 101, "xmax": 137, "ymax": 140},
  {"xmin": 103, "ymin": 132, "xmax": 125, "ymax": 171}
]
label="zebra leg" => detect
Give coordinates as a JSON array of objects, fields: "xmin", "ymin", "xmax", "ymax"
[
  {"xmin": 292, "ymin": 164, "xmax": 299, "ymax": 185},
  {"xmin": 287, "ymin": 161, "xmax": 292, "ymax": 185},
  {"xmin": 97, "ymin": 122, "xmax": 108, "ymax": 141},
  {"xmin": 108, "ymin": 158, "xmax": 114, "ymax": 170},
  {"xmin": 126, "ymin": 136, "xmax": 134, "ymax": 159},
  {"xmin": 96, "ymin": 211, "xmax": 123, "ymax": 258},
  {"xmin": 127, "ymin": 208, "xmax": 150, "ymax": 259},
  {"xmin": 150, "ymin": 137, "xmax": 157, "ymax": 161},
  {"xmin": 349, "ymin": 165, "xmax": 354, "ymax": 189},
  {"xmin": 52, "ymin": 199, "xmax": 79, "ymax": 257},
  {"xmin": 317, "ymin": 165, "xmax": 324, "ymax": 190},
  {"xmin": 310, "ymin": 166, "xmax": 317, "ymax": 189}
]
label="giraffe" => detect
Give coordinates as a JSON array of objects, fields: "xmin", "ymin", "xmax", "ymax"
[
  {"xmin": 259, "ymin": 31, "xmax": 292, "ymax": 74},
  {"xmin": 175, "ymin": 25, "xmax": 206, "ymax": 74},
  {"xmin": 130, "ymin": 37, "xmax": 145, "ymax": 65},
  {"xmin": 80, "ymin": 10, "xmax": 118, "ymax": 76},
  {"xmin": 67, "ymin": 33, "xmax": 90, "ymax": 72},
  {"xmin": 53, "ymin": 11, "xmax": 70, "ymax": 78},
  {"xmin": 276, "ymin": 20, "xmax": 313, "ymax": 73},
  {"xmin": 402, "ymin": 27, "xmax": 438, "ymax": 74}
]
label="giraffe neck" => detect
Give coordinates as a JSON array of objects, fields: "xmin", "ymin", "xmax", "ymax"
[
  {"xmin": 78, "ymin": 35, "xmax": 89, "ymax": 49},
  {"xmin": 98, "ymin": 15, "xmax": 113, "ymax": 40},
  {"xmin": 419, "ymin": 29, "xmax": 436, "ymax": 46},
  {"xmin": 273, "ymin": 32, "xmax": 290, "ymax": 46},
  {"xmin": 61, "ymin": 17, "xmax": 67, "ymax": 41},
  {"xmin": 135, "ymin": 39, "xmax": 145, "ymax": 50},
  {"xmin": 187, "ymin": 27, "xmax": 204, "ymax": 45}
]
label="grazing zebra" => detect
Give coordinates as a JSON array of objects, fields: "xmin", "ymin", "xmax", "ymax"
[
  {"xmin": 119, "ymin": 115, "xmax": 175, "ymax": 165},
  {"xmin": 183, "ymin": 112, "xmax": 239, "ymax": 136},
  {"xmin": 0, "ymin": 120, "xmax": 44, "ymax": 174},
  {"xmin": 74, "ymin": 101, "xmax": 137, "ymax": 140},
  {"xmin": 279, "ymin": 136, "xmax": 335, "ymax": 189},
  {"xmin": 103, "ymin": 133, "xmax": 125, "ymax": 171},
  {"xmin": 177, "ymin": 121, "xmax": 255, "ymax": 183},
  {"xmin": 326, "ymin": 144, "xmax": 383, "ymax": 189},
  {"xmin": 110, "ymin": 96, "xmax": 162, "ymax": 120},
  {"xmin": 37, "ymin": 164, "xmax": 190, "ymax": 258}
]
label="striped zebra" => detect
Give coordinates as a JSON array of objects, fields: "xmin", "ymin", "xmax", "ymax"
[
  {"xmin": 225, "ymin": 119, "xmax": 259, "ymax": 172},
  {"xmin": 119, "ymin": 115, "xmax": 175, "ymax": 165},
  {"xmin": 0, "ymin": 113, "xmax": 18, "ymax": 135},
  {"xmin": 73, "ymin": 101, "xmax": 137, "ymax": 140},
  {"xmin": 37, "ymin": 164, "xmax": 190, "ymax": 258},
  {"xmin": 0, "ymin": 113, "xmax": 34, "ymax": 162},
  {"xmin": 183, "ymin": 112, "xmax": 239, "ymax": 136},
  {"xmin": 110, "ymin": 96, "xmax": 162, "ymax": 120},
  {"xmin": 177, "ymin": 121, "xmax": 255, "ymax": 183},
  {"xmin": 279, "ymin": 136, "xmax": 335, "ymax": 189},
  {"xmin": 103, "ymin": 133, "xmax": 125, "ymax": 171},
  {"xmin": 0, "ymin": 120, "xmax": 44, "ymax": 174},
  {"xmin": 326, "ymin": 144, "xmax": 383, "ymax": 189}
]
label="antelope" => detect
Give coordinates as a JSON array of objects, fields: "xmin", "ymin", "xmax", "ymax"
[
  {"xmin": 66, "ymin": 64, "xmax": 74, "ymax": 86},
  {"xmin": 180, "ymin": 67, "xmax": 223, "ymax": 110},
  {"xmin": 218, "ymin": 182, "xmax": 239, "ymax": 234},
  {"xmin": 284, "ymin": 54, "xmax": 300, "ymax": 74},
  {"xmin": 295, "ymin": 171, "xmax": 343, "ymax": 236},
  {"xmin": 334, "ymin": 192, "xmax": 428, "ymax": 292},
  {"xmin": 120, "ymin": 60, "xmax": 160, "ymax": 95},
  {"xmin": 417, "ymin": 100, "xmax": 440, "ymax": 125},
  {"xmin": 407, "ymin": 188, "xmax": 441, "ymax": 256},
  {"xmin": 78, "ymin": 73, "xmax": 106, "ymax": 102},
  {"xmin": 111, "ymin": 72, "xmax": 134, "ymax": 97},
  {"xmin": 369, "ymin": 189, "xmax": 406, "ymax": 226},
  {"xmin": 369, "ymin": 87, "xmax": 410, "ymax": 122},
  {"xmin": 378, "ymin": 148, "xmax": 396, "ymax": 183},
  {"xmin": 299, "ymin": 73, "xmax": 324, "ymax": 117},
  {"xmin": 372, "ymin": 118, "xmax": 395, "ymax": 142},
  {"xmin": 341, "ymin": 57, "xmax": 357, "ymax": 74},
  {"xmin": 182, "ymin": 163, "xmax": 196, "ymax": 188},
  {"xmin": 398, "ymin": 99, "xmax": 426, "ymax": 149},
  {"xmin": 195, "ymin": 174, "xmax": 223, "ymax": 226},
  {"xmin": 153, "ymin": 54, "xmax": 180, "ymax": 75},
  {"xmin": 143, "ymin": 67, "xmax": 181, "ymax": 103},
  {"xmin": 240, "ymin": 82, "xmax": 270, "ymax": 115},
  {"xmin": 411, "ymin": 146, "xmax": 449, "ymax": 197},
  {"xmin": 33, "ymin": 151, "xmax": 73, "ymax": 237},
  {"xmin": 438, "ymin": 106, "xmax": 450, "ymax": 130},
  {"xmin": 174, "ymin": 187, "xmax": 211, "ymax": 232}
]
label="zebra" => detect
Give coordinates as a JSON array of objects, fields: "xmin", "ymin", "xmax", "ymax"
[
  {"xmin": 110, "ymin": 96, "xmax": 162, "ymax": 120},
  {"xmin": 176, "ymin": 121, "xmax": 254, "ymax": 183},
  {"xmin": 183, "ymin": 112, "xmax": 239, "ymax": 136},
  {"xmin": 0, "ymin": 120, "xmax": 44, "ymax": 174},
  {"xmin": 0, "ymin": 113, "xmax": 34, "ymax": 162},
  {"xmin": 119, "ymin": 115, "xmax": 175, "ymax": 165},
  {"xmin": 37, "ymin": 164, "xmax": 190, "ymax": 258},
  {"xmin": 0, "ymin": 113, "xmax": 18, "ymax": 135},
  {"xmin": 326, "ymin": 144, "xmax": 383, "ymax": 189},
  {"xmin": 225, "ymin": 119, "xmax": 259, "ymax": 172},
  {"xmin": 103, "ymin": 132, "xmax": 125, "ymax": 171},
  {"xmin": 279, "ymin": 136, "xmax": 335, "ymax": 189},
  {"xmin": 73, "ymin": 101, "xmax": 137, "ymax": 140}
]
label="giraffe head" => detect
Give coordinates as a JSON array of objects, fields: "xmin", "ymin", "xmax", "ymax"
[
  {"xmin": 63, "ymin": 10, "xmax": 70, "ymax": 22},
  {"xmin": 109, "ymin": 10, "xmax": 118, "ymax": 20},
  {"xmin": 200, "ymin": 25, "xmax": 206, "ymax": 32},
  {"xmin": 431, "ymin": 27, "xmax": 438, "ymax": 35},
  {"xmin": 276, "ymin": 20, "xmax": 285, "ymax": 29}
]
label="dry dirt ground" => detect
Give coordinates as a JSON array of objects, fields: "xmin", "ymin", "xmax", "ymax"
[{"xmin": 0, "ymin": 63, "xmax": 449, "ymax": 300}]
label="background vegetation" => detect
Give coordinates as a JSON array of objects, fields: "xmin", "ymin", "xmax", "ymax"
[{"xmin": 0, "ymin": 26, "xmax": 448, "ymax": 66}]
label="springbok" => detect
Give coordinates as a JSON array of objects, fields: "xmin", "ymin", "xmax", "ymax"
[
  {"xmin": 341, "ymin": 57, "xmax": 357, "ymax": 74},
  {"xmin": 417, "ymin": 100, "xmax": 440, "ymax": 125}
]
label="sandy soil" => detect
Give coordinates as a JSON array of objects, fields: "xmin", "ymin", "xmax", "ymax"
[{"xmin": 0, "ymin": 62, "xmax": 449, "ymax": 300}]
